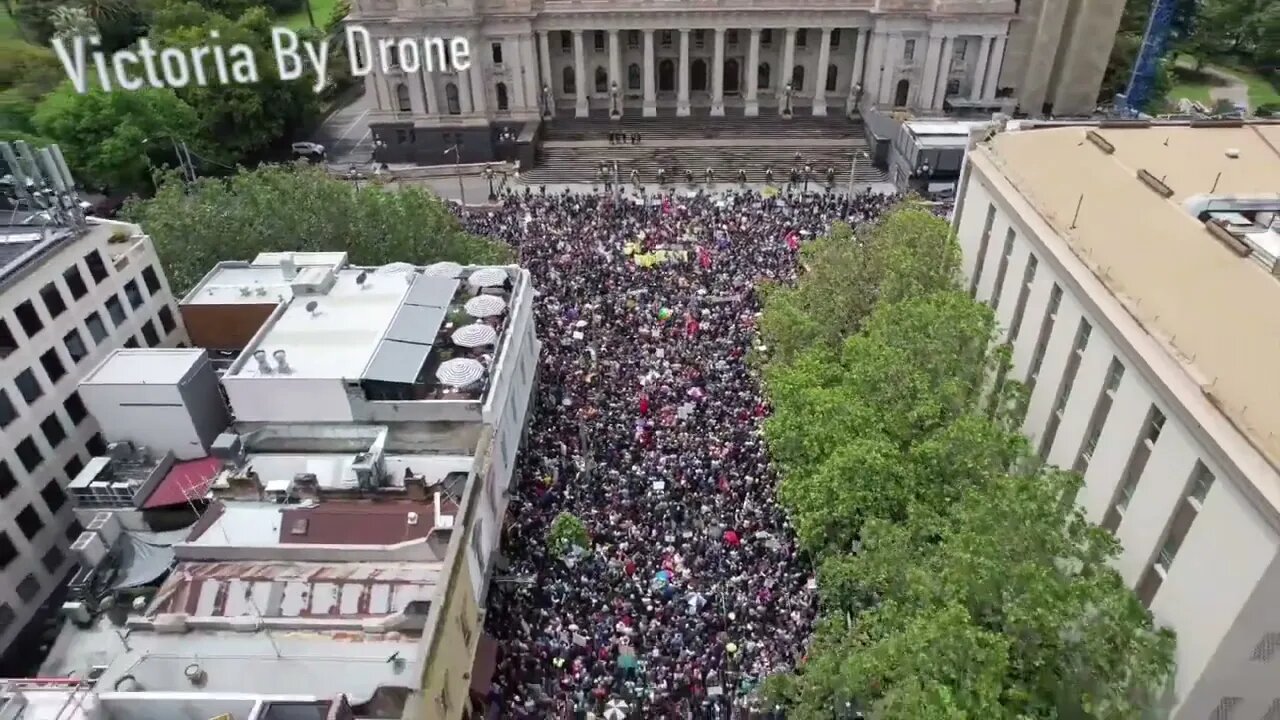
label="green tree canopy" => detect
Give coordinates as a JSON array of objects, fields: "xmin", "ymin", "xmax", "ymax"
[
  {"xmin": 32, "ymin": 83, "xmax": 201, "ymax": 190},
  {"xmin": 758, "ymin": 207, "xmax": 1175, "ymax": 719},
  {"xmin": 548, "ymin": 512, "xmax": 591, "ymax": 556},
  {"xmin": 0, "ymin": 39, "xmax": 63, "ymax": 141},
  {"xmin": 124, "ymin": 164, "xmax": 512, "ymax": 295}
]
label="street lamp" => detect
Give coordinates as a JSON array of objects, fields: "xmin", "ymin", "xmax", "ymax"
[
  {"xmin": 610, "ymin": 81, "xmax": 621, "ymax": 118},
  {"xmin": 344, "ymin": 164, "xmax": 366, "ymax": 190},
  {"xmin": 782, "ymin": 82, "xmax": 794, "ymax": 117},
  {"xmin": 372, "ymin": 138, "xmax": 388, "ymax": 169},
  {"xmin": 484, "ymin": 164, "xmax": 496, "ymax": 202},
  {"xmin": 443, "ymin": 143, "xmax": 465, "ymax": 205},
  {"xmin": 542, "ymin": 84, "xmax": 554, "ymax": 119}
]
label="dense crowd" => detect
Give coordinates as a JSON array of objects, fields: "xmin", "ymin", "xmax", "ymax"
[{"xmin": 461, "ymin": 189, "xmax": 902, "ymax": 719}]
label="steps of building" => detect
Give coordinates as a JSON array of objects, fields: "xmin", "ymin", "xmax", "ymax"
[
  {"xmin": 540, "ymin": 112, "xmax": 866, "ymax": 143},
  {"xmin": 522, "ymin": 144, "xmax": 885, "ymax": 184}
]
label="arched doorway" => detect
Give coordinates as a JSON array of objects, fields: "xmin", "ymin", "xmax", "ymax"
[
  {"xmin": 395, "ymin": 83, "xmax": 410, "ymax": 112},
  {"xmin": 496, "ymin": 82, "xmax": 508, "ymax": 111},
  {"xmin": 595, "ymin": 66, "xmax": 608, "ymax": 93},
  {"xmin": 562, "ymin": 66, "xmax": 575, "ymax": 94},
  {"xmin": 445, "ymin": 83, "xmax": 460, "ymax": 114},
  {"xmin": 791, "ymin": 65, "xmax": 805, "ymax": 91},
  {"xmin": 894, "ymin": 79, "xmax": 910, "ymax": 106},
  {"xmin": 658, "ymin": 59, "xmax": 675, "ymax": 91},
  {"xmin": 758, "ymin": 63, "xmax": 770, "ymax": 89},
  {"xmin": 826, "ymin": 64, "xmax": 838, "ymax": 93},
  {"xmin": 628, "ymin": 63, "xmax": 641, "ymax": 91},
  {"xmin": 691, "ymin": 59, "xmax": 707, "ymax": 92},
  {"xmin": 724, "ymin": 58, "xmax": 740, "ymax": 94}
]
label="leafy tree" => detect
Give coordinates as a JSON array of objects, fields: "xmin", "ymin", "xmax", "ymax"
[
  {"xmin": 0, "ymin": 40, "xmax": 64, "ymax": 139},
  {"xmin": 547, "ymin": 512, "xmax": 591, "ymax": 556},
  {"xmin": 49, "ymin": 5, "xmax": 95, "ymax": 38},
  {"xmin": 32, "ymin": 84, "xmax": 201, "ymax": 190},
  {"xmin": 123, "ymin": 164, "xmax": 512, "ymax": 295},
  {"xmin": 11, "ymin": 0, "xmax": 60, "ymax": 43},
  {"xmin": 149, "ymin": 3, "xmax": 320, "ymax": 165}
]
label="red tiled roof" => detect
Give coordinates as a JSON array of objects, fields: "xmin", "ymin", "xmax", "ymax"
[
  {"xmin": 143, "ymin": 457, "xmax": 222, "ymax": 509},
  {"xmin": 277, "ymin": 500, "xmax": 454, "ymax": 545}
]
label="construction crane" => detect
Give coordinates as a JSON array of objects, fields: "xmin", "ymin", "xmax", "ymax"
[{"xmin": 1121, "ymin": 0, "xmax": 1179, "ymax": 116}]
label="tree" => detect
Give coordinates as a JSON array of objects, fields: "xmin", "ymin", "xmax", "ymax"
[
  {"xmin": 48, "ymin": 5, "xmax": 95, "ymax": 38},
  {"xmin": 547, "ymin": 512, "xmax": 590, "ymax": 556},
  {"xmin": 32, "ymin": 84, "xmax": 201, "ymax": 190},
  {"xmin": 123, "ymin": 164, "xmax": 512, "ymax": 295},
  {"xmin": 0, "ymin": 40, "xmax": 64, "ymax": 139}
]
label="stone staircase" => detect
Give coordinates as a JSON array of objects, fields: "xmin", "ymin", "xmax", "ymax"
[{"xmin": 523, "ymin": 113, "xmax": 886, "ymax": 185}]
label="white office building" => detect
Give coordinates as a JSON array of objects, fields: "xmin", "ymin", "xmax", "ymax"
[
  {"xmin": 0, "ymin": 219, "xmax": 186, "ymax": 668},
  {"xmin": 952, "ymin": 120, "xmax": 1280, "ymax": 719}
]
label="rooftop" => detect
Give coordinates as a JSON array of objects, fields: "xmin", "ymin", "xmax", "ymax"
[
  {"xmin": 185, "ymin": 498, "xmax": 458, "ymax": 548},
  {"xmin": 979, "ymin": 122, "xmax": 1280, "ymax": 475},
  {"xmin": 80, "ymin": 348, "xmax": 207, "ymax": 386},
  {"xmin": 181, "ymin": 252, "xmax": 350, "ymax": 306}
]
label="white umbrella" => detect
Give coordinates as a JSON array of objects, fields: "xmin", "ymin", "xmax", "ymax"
[
  {"xmin": 467, "ymin": 267, "xmax": 508, "ymax": 288},
  {"xmin": 435, "ymin": 358, "xmax": 485, "ymax": 387},
  {"xmin": 451, "ymin": 323, "xmax": 497, "ymax": 348},
  {"xmin": 604, "ymin": 699, "xmax": 630, "ymax": 720},
  {"xmin": 423, "ymin": 261, "xmax": 462, "ymax": 277},
  {"xmin": 464, "ymin": 294, "xmax": 507, "ymax": 318}
]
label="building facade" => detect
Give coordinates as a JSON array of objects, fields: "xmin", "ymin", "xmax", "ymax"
[
  {"xmin": 952, "ymin": 121, "xmax": 1280, "ymax": 720},
  {"xmin": 352, "ymin": 0, "xmax": 1125, "ymax": 164},
  {"xmin": 0, "ymin": 220, "xmax": 186, "ymax": 670}
]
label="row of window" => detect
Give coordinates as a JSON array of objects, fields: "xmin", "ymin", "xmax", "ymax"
[
  {"xmin": 560, "ymin": 28, "xmax": 846, "ymax": 54},
  {"xmin": 973, "ymin": 202, "xmax": 1218, "ymax": 610}
]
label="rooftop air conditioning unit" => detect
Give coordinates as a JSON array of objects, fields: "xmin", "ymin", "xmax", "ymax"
[
  {"xmin": 290, "ymin": 266, "xmax": 337, "ymax": 296},
  {"xmin": 71, "ymin": 531, "xmax": 108, "ymax": 568},
  {"xmin": 87, "ymin": 511, "xmax": 123, "ymax": 546}
]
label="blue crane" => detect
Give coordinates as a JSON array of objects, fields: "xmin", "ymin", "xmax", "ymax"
[{"xmin": 1122, "ymin": 0, "xmax": 1179, "ymax": 116}]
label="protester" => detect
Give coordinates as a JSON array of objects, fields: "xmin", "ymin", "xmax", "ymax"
[{"xmin": 461, "ymin": 189, "xmax": 915, "ymax": 719}]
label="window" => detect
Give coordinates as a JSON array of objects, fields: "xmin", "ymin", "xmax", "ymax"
[
  {"xmin": 970, "ymin": 204, "xmax": 996, "ymax": 296},
  {"xmin": 595, "ymin": 66, "xmax": 608, "ymax": 93},
  {"xmin": 1102, "ymin": 404, "xmax": 1165, "ymax": 533},
  {"xmin": 758, "ymin": 63, "xmax": 771, "ymax": 89},
  {"xmin": 42, "ymin": 546, "xmax": 64, "ymax": 574},
  {"xmin": 496, "ymin": 82, "xmax": 509, "ymax": 111},
  {"xmin": 15, "ymin": 368, "xmax": 43, "ymax": 404},
  {"xmin": 661, "ymin": 30, "xmax": 672, "ymax": 47},
  {"xmin": 694, "ymin": 30, "xmax": 705, "ymax": 48},
  {"xmin": 904, "ymin": 38, "xmax": 916, "ymax": 62},
  {"xmin": 796, "ymin": 29, "xmax": 807, "ymax": 47},
  {"xmin": 560, "ymin": 30, "xmax": 571, "ymax": 52},
  {"xmin": 87, "ymin": 432, "xmax": 107, "ymax": 457},
  {"xmin": 124, "ymin": 336, "xmax": 139, "ymax": 348},
  {"xmin": 831, "ymin": 29, "xmax": 841, "ymax": 47},
  {"xmin": 85, "ymin": 250, "xmax": 108, "ymax": 283},
  {"xmin": 64, "ymin": 455, "xmax": 84, "ymax": 483},
  {"xmin": 445, "ymin": 83, "xmax": 461, "ymax": 114},
  {"xmin": 490, "ymin": 42, "xmax": 502, "ymax": 64},
  {"xmin": 158, "ymin": 306, "xmax": 176, "ymax": 334},
  {"xmin": 954, "ymin": 40, "xmax": 968, "ymax": 61},
  {"xmin": 1189, "ymin": 461, "xmax": 1215, "ymax": 505},
  {"xmin": 16, "ymin": 505, "xmax": 43, "ymax": 540},
  {"xmin": 40, "ymin": 349, "xmax": 66, "ymax": 383},
  {"xmin": 0, "ymin": 319, "xmax": 15, "ymax": 358},
  {"xmin": 396, "ymin": 83, "xmax": 412, "ymax": 112},
  {"xmin": 761, "ymin": 29, "xmax": 772, "ymax": 46},
  {"xmin": 825, "ymin": 64, "xmax": 838, "ymax": 92},
  {"xmin": 0, "ymin": 461, "xmax": 14, "ymax": 498},
  {"xmin": 562, "ymin": 67, "xmax": 575, "ymax": 94},
  {"xmin": 64, "ymin": 328, "xmax": 88, "ymax": 364},
  {"xmin": 1026, "ymin": 283, "xmax": 1062, "ymax": 392},
  {"xmin": 124, "ymin": 280, "xmax": 144, "ymax": 309},
  {"xmin": 17, "ymin": 574, "xmax": 39, "ymax": 603},
  {"xmin": 1073, "ymin": 358, "xmax": 1123, "ymax": 474},
  {"xmin": 0, "ymin": 390, "xmax": 15, "ymax": 428},
  {"xmin": 628, "ymin": 63, "xmax": 641, "ymax": 90},
  {"xmin": 990, "ymin": 228, "xmax": 1016, "ymax": 310},
  {"xmin": 0, "ymin": 534, "xmax": 16, "ymax": 569},
  {"xmin": 63, "ymin": 265, "xmax": 88, "ymax": 300},
  {"xmin": 86, "ymin": 311, "xmax": 108, "ymax": 344},
  {"xmin": 1038, "ymin": 319, "xmax": 1091, "ymax": 462},
  {"xmin": 593, "ymin": 30, "xmax": 605, "ymax": 51},
  {"xmin": 15, "ymin": 299, "xmax": 43, "ymax": 337},
  {"xmin": 105, "ymin": 294, "xmax": 127, "ymax": 326},
  {"xmin": 791, "ymin": 65, "xmax": 804, "ymax": 91},
  {"xmin": 65, "ymin": 392, "xmax": 87, "ymax": 425},
  {"xmin": 1007, "ymin": 255, "xmax": 1038, "ymax": 342},
  {"xmin": 1136, "ymin": 462, "xmax": 1216, "ymax": 607},
  {"xmin": 727, "ymin": 29, "xmax": 738, "ymax": 45},
  {"xmin": 628, "ymin": 30, "xmax": 640, "ymax": 48},
  {"xmin": 40, "ymin": 413, "xmax": 66, "ymax": 448},
  {"xmin": 0, "ymin": 604, "xmax": 11, "ymax": 635},
  {"xmin": 41, "ymin": 479, "xmax": 67, "ymax": 514},
  {"xmin": 40, "ymin": 282, "xmax": 67, "ymax": 319},
  {"xmin": 64, "ymin": 519, "xmax": 83, "ymax": 543},
  {"xmin": 141, "ymin": 320, "xmax": 160, "ymax": 347}
]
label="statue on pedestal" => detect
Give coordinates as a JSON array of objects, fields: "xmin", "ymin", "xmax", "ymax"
[
  {"xmin": 610, "ymin": 82, "xmax": 621, "ymax": 118},
  {"xmin": 542, "ymin": 85, "xmax": 554, "ymax": 118},
  {"xmin": 782, "ymin": 83, "xmax": 794, "ymax": 118}
]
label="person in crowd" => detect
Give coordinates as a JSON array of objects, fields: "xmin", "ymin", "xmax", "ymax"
[{"xmin": 459, "ymin": 189, "xmax": 937, "ymax": 719}]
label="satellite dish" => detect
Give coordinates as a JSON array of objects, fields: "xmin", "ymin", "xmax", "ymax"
[
  {"xmin": 355, "ymin": 271, "xmax": 368, "ymax": 285},
  {"xmin": 305, "ymin": 300, "xmax": 318, "ymax": 314}
]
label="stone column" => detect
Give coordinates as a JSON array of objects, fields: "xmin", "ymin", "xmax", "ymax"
[
  {"xmin": 470, "ymin": 55, "xmax": 487, "ymax": 113},
  {"xmin": 677, "ymin": 29, "xmax": 691, "ymax": 117},
  {"xmin": 711, "ymin": 28, "xmax": 726, "ymax": 116},
  {"xmin": 920, "ymin": 33, "xmax": 944, "ymax": 110},
  {"xmin": 745, "ymin": 29, "xmax": 760, "ymax": 117},
  {"xmin": 847, "ymin": 27, "xmax": 867, "ymax": 113},
  {"xmin": 813, "ymin": 28, "xmax": 831, "ymax": 116},
  {"xmin": 643, "ymin": 30, "xmax": 657, "ymax": 117},
  {"xmin": 505, "ymin": 39, "xmax": 526, "ymax": 110},
  {"xmin": 971, "ymin": 35, "xmax": 992, "ymax": 101},
  {"xmin": 573, "ymin": 30, "xmax": 588, "ymax": 117},
  {"xmin": 608, "ymin": 29, "xmax": 623, "ymax": 117},
  {"xmin": 538, "ymin": 31, "xmax": 554, "ymax": 116},
  {"xmin": 933, "ymin": 36, "xmax": 952, "ymax": 108},
  {"xmin": 779, "ymin": 27, "xmax": 796, "ymax": 116},
  {"xmin": 983, "ymin": 34, "xmax": 1007, "ymax": 100},
  {"xmin": 422, "ymin": 71, "xmax": 438, "ymax": 115},
  {"xmin": 457, "ymin": 66, "xmax": 474, "ymax": 114},
  {"xmin": 879, "ymin": 33, "xmax": 900, "ymax": 105},
  {"xmin": 406, "ymin": 70, "xmax": 426, "ymax": 114},
  {"xmin": 863, "ymin": 31, "xmax": 885, "ymax": 108}
]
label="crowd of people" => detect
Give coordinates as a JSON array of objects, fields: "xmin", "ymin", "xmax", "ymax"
[{"xmin": 461, "ymin": 188, "xmax": 904, "ymax": 719}]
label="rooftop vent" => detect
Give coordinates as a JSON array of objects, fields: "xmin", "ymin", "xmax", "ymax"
[
  {"xmin": 1085, "ymin": 130, "xmax": 1115, "ymax": 154},
  {"xmin": 273, "ymin": 349, "xmax": 291, "ymax": 374},
  {"xmin": 1136, "ymin": 169, "xmax": 1174, "ymax": 198},
  {"xmin": 253, "ymin": 349, "xmax": 272, "ymax": 374}
]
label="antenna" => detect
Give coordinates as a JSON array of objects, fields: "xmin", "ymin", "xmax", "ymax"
[
  {"xmin": 50, "ymin": 145, "xmax": 76, "ymax": 191},
  {"xmin": 1210, "ymin": 172, "xmax": 1222, "ymax": 194},
  {"xmin": 1069, "ymin": 194, "xmax": 1084, "ymax": 229}
]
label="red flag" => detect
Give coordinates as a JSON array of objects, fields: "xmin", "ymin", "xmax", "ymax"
[
  {"xmin": 784, "ymin": 231, "xmax": 800, "ymax": 251},
  {"xmin": 697, "ymin": 245, "xmax": 712, "ymax": 269}
]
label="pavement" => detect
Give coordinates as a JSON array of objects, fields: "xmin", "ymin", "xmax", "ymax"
[
  {"xmin": 413, "ymin": 177, "xmax": 900, "ymax": 205},
  {"xmin": 1203, "ymin": 66, "xmax": 1251, "ymax": 112},
  {"xmin": 314, "ymin": 91, "xmax": 377, "ymax": 166}
]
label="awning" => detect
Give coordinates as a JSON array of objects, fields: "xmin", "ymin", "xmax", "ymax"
[
  {"xmin": 469, "ymin": 634, "xmax": 499, "ymax": 697},
  {"xmin": 141, "ymin": 457, "xmax": 222, "ymax": 509}
]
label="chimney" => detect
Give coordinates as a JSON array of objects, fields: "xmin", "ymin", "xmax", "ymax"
[
  {"xmin": 273, "ymin": 349, "xmax": 291, "ymax": 374},
  {"xmin": 281, "ymin": 254, "xmax": 298, "ymax": 280},
  {"xmin": 253, "ymin": 349, "xmax": 272, "ymax": 374}
]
